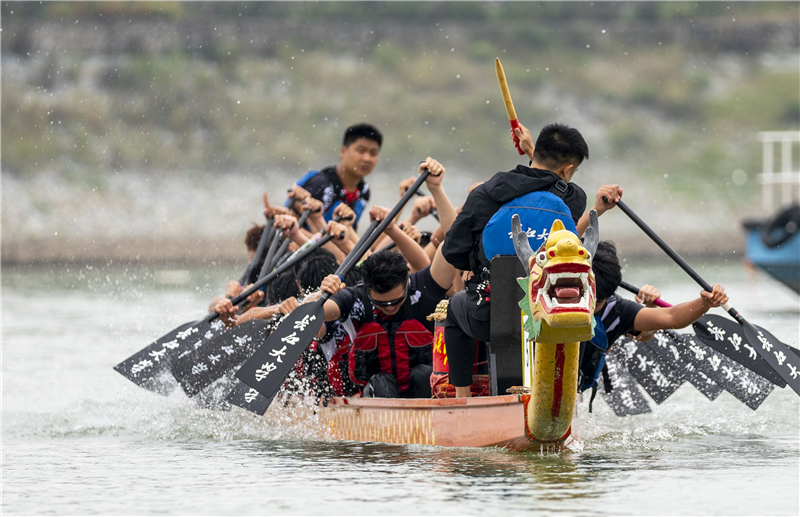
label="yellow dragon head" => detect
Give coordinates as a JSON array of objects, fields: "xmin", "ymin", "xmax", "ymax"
[{"xmin": 513, "ymin": 212, "xmax": 598, "ymax": 343}]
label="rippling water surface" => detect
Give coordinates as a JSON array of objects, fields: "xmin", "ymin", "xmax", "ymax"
[{"xmin": 3, "ymin": 261, "xmax": 799, "ymax": 515}]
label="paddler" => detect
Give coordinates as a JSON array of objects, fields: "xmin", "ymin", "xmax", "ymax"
[
  {"xmin": 579, "ymin": 240, "xmax": 729, "ymax": 409},
  {"xmin": 286, "ymin": 123, "xmax": 382, "ymax": 230},
  {"xmin": 443, "ymin": 122, "xmax": 623, "ymax": 398},
  {"xmin": 317, "ymin": 158, "xmax": 459, "ymax": 398}
]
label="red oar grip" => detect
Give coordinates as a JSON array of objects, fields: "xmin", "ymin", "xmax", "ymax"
[{"xmin": 509, "ymin": 118, "xmax": 524, "ymax": 155}]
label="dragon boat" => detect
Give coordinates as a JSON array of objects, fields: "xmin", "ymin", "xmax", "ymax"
[{"xmin": 317, "ymin": 215, "xmax": 599, "ymax": 451}]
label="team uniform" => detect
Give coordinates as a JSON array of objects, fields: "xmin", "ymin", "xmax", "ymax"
[
  {"xmin": 290, "ymin": 166, "xmax": 370, "ymax": 230},
  {"xmin": 327, "ymin": 266, "xmax": 449, "ymax": 398}
]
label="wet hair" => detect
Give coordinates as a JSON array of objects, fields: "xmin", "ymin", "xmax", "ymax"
[
  {"xmin": 343, "ymin": 123, "xmax": 383, "ymax": 148},
  {"xmin": 296, "ymin": 248, "xmax": 339, "ymax": 294},
  {"xmin": 533, "ymin": 123, "xmax": 589, "ymax": 171},
  {"xmin": 592, "ymin": 240, "xmax": 622, "ymax": 302},
  {"xmin": 358, "ymin": 250, "xmax": 409, "ymax": 295},
  {"xmin": 244, "ymin": 224, "xmax": 265, "ymax": 252}
]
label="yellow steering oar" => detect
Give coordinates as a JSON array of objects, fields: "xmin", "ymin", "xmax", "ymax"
[{"xmin": 495, "ymin": 57, "xmax": 524, "ymax": 155}]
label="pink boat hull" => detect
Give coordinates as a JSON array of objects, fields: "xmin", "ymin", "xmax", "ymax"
[{"xmin": 321, "ymin": 394, "xmax": 577, "ymax": 451}]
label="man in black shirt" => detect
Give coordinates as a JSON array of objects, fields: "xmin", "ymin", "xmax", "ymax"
[
  {"xmin": 318, "ymin": 183, "xmax": 458, "ymax": 398},
  {"xmin": 319, "ymin": 247, "xmax": 455, "ymax": 398},
  {"xmin": 287, "ymin": 123, "xmax": 382, "ymax": 230},
  {"xmin": 443, "ymin": 122, "xmax": 624, "ymax": 397},
  {"xmin": 579, "ymin": 241, "xmax": 729, "ymax": 396}
]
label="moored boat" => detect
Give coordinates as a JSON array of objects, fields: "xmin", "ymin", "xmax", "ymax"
[{"xmin": 742, "ymin": 131, "xmax": 800, "ymax": 294}]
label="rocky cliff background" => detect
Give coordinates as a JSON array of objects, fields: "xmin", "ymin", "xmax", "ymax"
[{"xmin": 2, "ymin": 2, "xmax": 798, "ymax": 264}]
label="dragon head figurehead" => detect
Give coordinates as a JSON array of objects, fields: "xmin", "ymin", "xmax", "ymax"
[{"xmin": 513, "ymin": 212, "xmax": 599, "ymax": 343}]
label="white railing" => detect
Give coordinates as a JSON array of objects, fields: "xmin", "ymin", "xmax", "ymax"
[{"xmin": 756, "ymin": 131, "xmax": 800, "ymax": 212}]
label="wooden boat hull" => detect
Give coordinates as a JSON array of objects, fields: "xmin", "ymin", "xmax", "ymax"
[{"xmin": 320, "ymin": 394, "xmax": 577, "ymax": 452}]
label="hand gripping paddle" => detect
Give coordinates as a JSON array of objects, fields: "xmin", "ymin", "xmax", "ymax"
[{"xmin": 235, "ymin": 168, "xmax": 432, "ymax": 403}]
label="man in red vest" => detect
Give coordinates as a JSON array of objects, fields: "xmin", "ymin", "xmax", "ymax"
[{"xmin": 318, "ymin": 158, "xmax": 458, "ymax": 398}]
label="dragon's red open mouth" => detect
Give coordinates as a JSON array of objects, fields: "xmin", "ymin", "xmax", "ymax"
[{"xmin": 532, "ymin": 263, "xmax": 594, "ymax": 315}]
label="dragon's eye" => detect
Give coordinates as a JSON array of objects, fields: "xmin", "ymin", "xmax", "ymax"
[
  {"xmin": 536, "ymin": 251, "xmax": 548, "ymax": 267},
  {"xmin": 584, "ymin": 251, "xmax": 592, "ymax": 262}
]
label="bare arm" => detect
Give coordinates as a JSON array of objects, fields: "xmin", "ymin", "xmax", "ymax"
[
  {"xmin": 384, "ymin": 222, "xmax": 430, "ymax": 272},
  {"xmin": 633, "ymin": 285, "xmax": 729, "ymax": 332},
  {"xmin": 420, "ymin": 158, "xmax": 456, "ymax": 234},
  {"xmin": 423, "ymin": 225, "xmax": 445, "ymax": 261},
  {"xmin": 429, "ymin": 241, "xmax": 457, "ymax": 292}
]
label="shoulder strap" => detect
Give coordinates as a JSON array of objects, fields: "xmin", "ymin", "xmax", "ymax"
[{"xmin": 548, "ymin": 179, "xmax": 569, "ymax": 200}]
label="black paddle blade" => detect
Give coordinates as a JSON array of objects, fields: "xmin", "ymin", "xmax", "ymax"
[
  {"xmin": 236, "ymin": 300, "xmax": 325, "ymax": 399},
  {"xmin": 602, "ymin": 349, "xmax": 652, "ymax": 416},
  {"xmin": 646, "ymin": 331, "xmax": 724, "ymax": 401},
  {"xmin": 672, "ymin": 333, "xmax": 774, "ymax": 410},
  {"xmin": 740, "ymin": 321, "xmax": 800, "ymax": 397},
  {"xmin": 693, "ymin": 315, "xmax": 786, "ymax": 388},
  {"xmin": 225, "ymin": 379, "xmax": 272, "ymax": 415},
  {"xmin": 618, "ymin": 338, "xmax": 684, "ymax": 404},
  {"xmin": 113, "ymin": 319, "xmax": 222, "ymax": 392},
  {"xmin": 171, "ymin": 319, "xmax": 274, "ymax": 397}
]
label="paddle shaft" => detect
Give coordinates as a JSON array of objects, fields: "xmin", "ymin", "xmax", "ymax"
[
  {"xmin": 337, "ymin": 169, "xmax": 430, "ymax": 282},
  {"xmin": 619, "ymin": 280, "xmax": 672, "ymax": 308},
  {"xmin": 377, "ymin": 241, "xmax": 397, "ymax": 253},
  {"xmin": 202, "ymin": 232, "xmax": 338, "ymax": 324},
  {"xmin": 240, "ymin": 217, "xmax": 274, "ymax": 285},
  {"xmin": 612, "ymin": 199, "xmax": 735, "ymax": 312}
]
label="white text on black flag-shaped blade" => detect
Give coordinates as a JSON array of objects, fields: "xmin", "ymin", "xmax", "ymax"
[{"xmin": 236, "ymin": 301, "xmax": 324, "ymax": 399}]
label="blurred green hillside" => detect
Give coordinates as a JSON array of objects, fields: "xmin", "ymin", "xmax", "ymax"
[{"xmin": 1, "ymin": 2, "xmax": 798, "ymax": 261}]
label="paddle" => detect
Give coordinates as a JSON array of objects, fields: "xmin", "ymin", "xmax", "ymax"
[
  {"xmin": 619, "ymin": 281, "xmax": 787, "ymax": 387},
  {"xmin": 114, "ymin": 213, "xmax": 280, "ymax": 392},
  {"xmin": 643, "ymin": 331, "xmax": 724, "ymax": 402},
  {"xmin": 601, "ymin": 348, "xmax": 652, "ymax": 417},
  {"xmin": 613, "ymin": 198, "xmax": 800, "ymax": 396},
  {"xmin": 262, "ymin": 209, "xmax": 313, "ymax": 276},
  {"xmin": 240, "ymin": 218, "xmax": 274, "ymax": 286},
  {"xmin": 114, "ymin": 226, "xmax": 339, "ymax": 393},
  {"xmin": 495, "ymin": 57, "xmax": 524, "ymax": 155},
  {"xmin": 236, "ymin": 168, "xmax": 432, "ymax": 401},
  {"xmin": 170, "ymin": 229, "xmax": 345, "ymax": 396},
  {"xmin": 618, "ymin": 280, "xmax": 776, "ymax": 406},
  {"xmin": 616, "ymin": 336, "xmax": 684, "ymax": 404}
]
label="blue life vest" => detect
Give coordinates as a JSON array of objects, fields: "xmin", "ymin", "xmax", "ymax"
[{"xmin": 482, "ymin": 191, "xmax": 577, "ymax": 261}]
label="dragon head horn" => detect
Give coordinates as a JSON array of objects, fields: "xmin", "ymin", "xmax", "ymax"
[
  {"xmin": 581, "ymin": 209, "xmax": 600, "ymax": 258},
  {"xmin": 512, "ymin": 214, "xmax": 534, "ymax": 270}
]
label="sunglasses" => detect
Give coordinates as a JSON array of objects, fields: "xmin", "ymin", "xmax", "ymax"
[{"xmin": 368, "ymin": 284, "xmax": 408, "ymax": 308}]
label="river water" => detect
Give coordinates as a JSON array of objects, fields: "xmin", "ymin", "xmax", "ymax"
[{"xmin": 2, "ymin": 260, "xmax": 798, "ymax": 515}]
